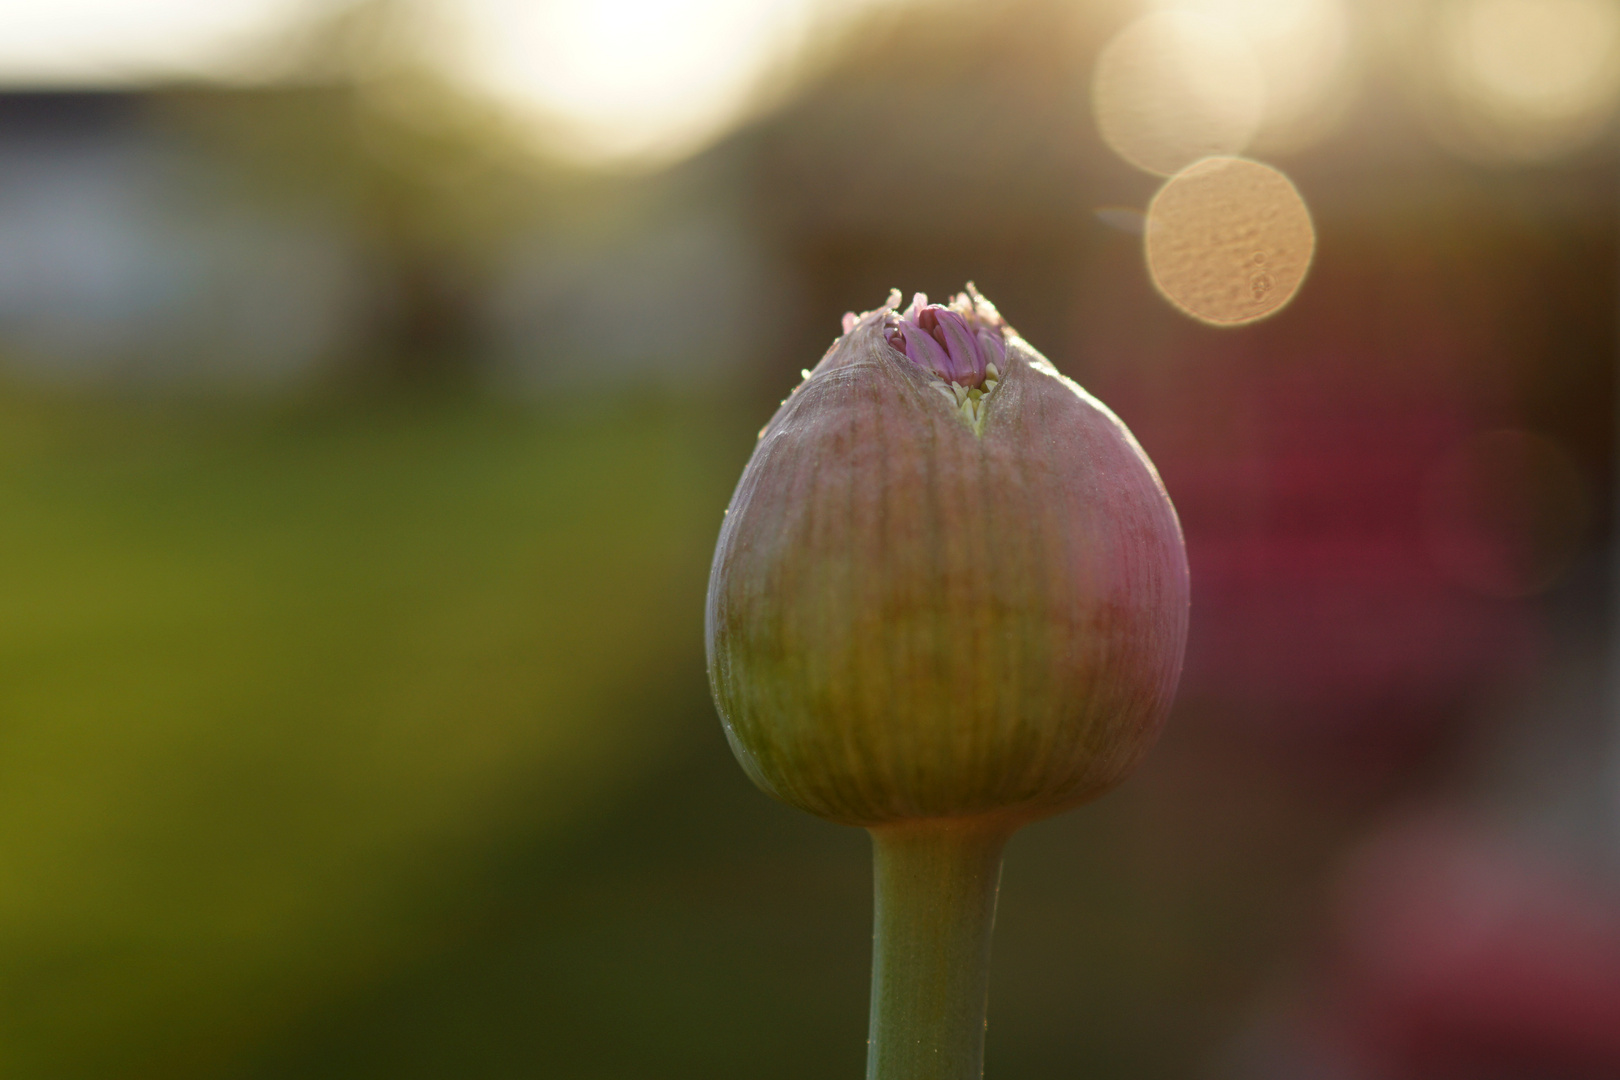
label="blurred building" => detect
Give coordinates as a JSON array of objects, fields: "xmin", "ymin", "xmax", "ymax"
[
  {"xmin": 0, "ymin": 85, "xmax": 792, "ymax": 394},
  {"xmin": 0, "ymin": 89, "xmax": 372, "ymax": 389},
  {"xmin": 482, "ymin": 166, "xmax": 793, "ymax": 393}
]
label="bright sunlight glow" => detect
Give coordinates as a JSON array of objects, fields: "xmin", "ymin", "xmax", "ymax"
[
  {"xmin": 0, "ymin": 0, "xmax": 308, "ymax": 83},
  {"xmin": 1433, "ymin": 0, "xmax": 1620, "ymax": 162},
  {"xmin": 1093, "ymin": 11, "xmax": 1265, "ymax": 176},
  {"xmin": 0, "ymin": 0, "xmax": 893, "ymax": 166},
  {"xmin": 1152, "ymin": 0, "xmax": 1354, "ymax": 151},
  {"xmin": 445, "ymin": 0, "xmax": 821, "ymax": 164}
]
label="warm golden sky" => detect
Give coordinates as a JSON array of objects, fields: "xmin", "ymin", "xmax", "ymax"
[
  {"xmin": 0, "ymin": 0, "xmax": 890, "ymax": 163},
  {"xmin": 1, "ymin": 0, "xmax": 1616, "ymax": 167}
]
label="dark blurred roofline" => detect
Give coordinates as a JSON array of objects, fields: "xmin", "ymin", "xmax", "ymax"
[{"xmin": 0, "ymin": 84, "xmax": 351, "ymax": 134}]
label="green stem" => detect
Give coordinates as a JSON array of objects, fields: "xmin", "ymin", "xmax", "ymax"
[{"xmin": 866, "ymin": 818, "xmax": 1013, "ymax": 1080}]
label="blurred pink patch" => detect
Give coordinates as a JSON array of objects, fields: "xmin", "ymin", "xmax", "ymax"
[{"xmin": 1323, "ymin": 817, "xmax": 1620, "ymax": 1079}]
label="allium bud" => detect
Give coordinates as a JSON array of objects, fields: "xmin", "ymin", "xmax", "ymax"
[
  {"xmin": 707, "ymin": 287, "xmax": 1188, "ymax": 1079},
  {"xmin": 706, "ymin": 286, "xmax": 1189, "ymax": 827}
]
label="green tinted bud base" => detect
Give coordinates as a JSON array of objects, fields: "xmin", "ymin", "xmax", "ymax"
[{"xmin": 867, "ymin": 819, "xmax": 1013, "ymax": 1080}]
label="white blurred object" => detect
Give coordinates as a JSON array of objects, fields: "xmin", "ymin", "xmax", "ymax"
[
  {"xmin": 1153, "ymin": 0, "xmax": 1355, "ymax": 153},
  {"xmin": 485, "ymin": 207, "xmax": 789, "ymax": 389},
  {"xmin": 1430, "ymin": 0, "xmax": 1620, "ymax": 163},
  {"xmin": 0, "ymin": 0, "xmax": 318, "ymax": 84},
  {"xmin": 0, "ymin": 97, "xmax": 370, "ymax": 388},
  {"xmin": 1093, "ymin": 11, "xmax": 1266, "ymax": 176},
  {"xmin": 440, "ymin": 0, "xmax": 835, "ymax": 165}
]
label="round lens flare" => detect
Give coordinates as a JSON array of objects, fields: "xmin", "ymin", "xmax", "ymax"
[
  {"xmin": 1144, "ymin": 157, "xmax": 1315, "ymax": 326},
  {"xmin": 1153, "ymin": 0, "xmax": 1355, "ymax": 153},
  {"xmin": 1092, "ymin": 11, "xmax": 1265, "ymax": 176},
  {"xmin": 1421, "ymin": 430, "xmax": 1591, "ymax": 598},
  {"xmin": 1433, "ymin": 0, "xmax": 1620, "ymax": 162},
  {"xmin": 447, "ymin": 0, "xmax": 812, "ymax": 164}
]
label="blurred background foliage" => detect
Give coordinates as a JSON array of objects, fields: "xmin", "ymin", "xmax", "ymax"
[{"xmin": 2, "ymin": 0, "xmax": 1620, "ymax": 1077}]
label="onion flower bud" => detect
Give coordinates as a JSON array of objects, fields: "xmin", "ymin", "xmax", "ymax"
[
  {"xmin": 704, "ymin": 286, "xmax": 1189, "ymax": 1079},
  {"xmin": 708, "ymin": 286, "xmax": 1188, "ymax": 825}
]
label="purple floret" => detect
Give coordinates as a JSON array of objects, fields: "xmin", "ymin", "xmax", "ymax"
[{"xmin": 881, "ymin": 289, "xmax": 1006, "ymax": 388}]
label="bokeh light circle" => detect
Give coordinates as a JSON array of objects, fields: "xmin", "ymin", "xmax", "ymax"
[
  {"xmin": 446, "ymin": 0, "xmax": 814, "ymax": 164},
  {"xmin": 1430, "ymin": 0, "xmax": 1620, "ymax": 163},
  {"xmin": 1421, "ymin": 429, "xmax": 1591, "ymax": 598},
  {"xmin": 1144, "ymin": 157, "xmax": 1314, "ymax": 326},
  {"xmin": 1093, "ymin": 11, "xmax": 1266, "ymax": 177},
  {"xmin": 1154, "ymin": 0, "xmax": 1355, "ymax": 154}
]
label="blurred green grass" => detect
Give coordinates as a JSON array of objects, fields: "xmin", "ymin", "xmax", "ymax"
[
  {"xmin": 0, "ymin": 387, "xmax": 737, "ymax": 1076},
  {"xmin": 0, "ymin": 385, "xmax": 1340, "ymax": 1080}
]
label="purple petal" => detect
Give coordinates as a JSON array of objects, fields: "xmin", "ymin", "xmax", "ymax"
[
  {"xmin": 899, "ymin": 321, "xmax": 952, "ymax": 379},
  {"xmin": 919, "ymin": 306, "xmax": 985, "ymax": 386},
  {"xmin": 877, "ymin": 286, "xmax": 1007, "ymax": 390},
  {"xmin": 976, "ymin": 326, "xmax": 1006, "ymax": 367}
]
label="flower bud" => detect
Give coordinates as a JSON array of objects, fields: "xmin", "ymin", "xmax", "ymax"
[{"xmin": 707, "ymin": 287, "xmax": 1188, "ymax": 827}]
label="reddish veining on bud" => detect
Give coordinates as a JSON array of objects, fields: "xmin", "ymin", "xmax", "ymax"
[
  {"xmin": 710, "ymin": 285, "xmax": 1189, "ymax": 827},
  {"xmin": 708, "ymin": 285, "xmax": 1190, "ymax": 1080}
]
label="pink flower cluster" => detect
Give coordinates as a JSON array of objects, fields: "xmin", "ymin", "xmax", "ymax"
[{"xmin": 879, "ymin": 289, "xmax": 1008, "ymax": 389}]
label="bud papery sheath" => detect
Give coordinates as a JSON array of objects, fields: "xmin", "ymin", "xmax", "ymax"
[{"xmin": 706, "ymin": 289, "xmax": 1189, "ymax": 828}]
